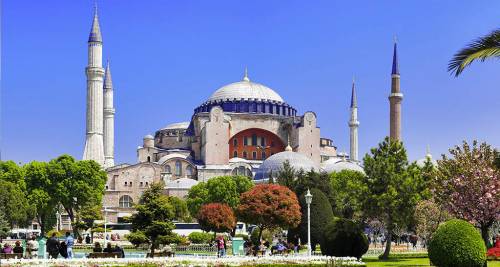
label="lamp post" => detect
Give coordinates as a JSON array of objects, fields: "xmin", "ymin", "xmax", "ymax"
[
  {"xmin": 305, "ymin": 189, "xmax": 313, "ymax": 257},
  {"xmin": 56, "ymin": 210, "xmax": 60, "ymax": 232},
  {"xmin": 102, "ymin": 207, "xmax": 115, "ymax": 248}
]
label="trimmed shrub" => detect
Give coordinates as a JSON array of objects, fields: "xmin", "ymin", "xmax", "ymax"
[
  {"xmin": 188, "ymin": 231, "xmax": 213, "ymax": 244},
  {"xmin": 320, "ymin": 217, "xmax": 368, "ymax": 258},
  {"xmin": 428, "ymin": 219, "xmax": 486, "ymax": 267}
]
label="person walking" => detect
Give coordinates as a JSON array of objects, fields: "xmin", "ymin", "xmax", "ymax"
[
  {"xmin": 46, "ymin": 233, "xmax": 60, "ymax": 259},
  {"xmin": 64, "ymin": 232, "xmax": 74, "ymax": 259},
  {"xmin": 26, "ymin": 236, "xmax": 39, "ymax": 259},
  {"xmin": 59, "ymin": 241, "xmax": 68, "ymax": 259}
]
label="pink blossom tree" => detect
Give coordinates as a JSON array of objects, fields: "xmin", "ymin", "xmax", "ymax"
[{"xmin": 435, "ymin": 141, "xmax": 500, "ymax": 246}]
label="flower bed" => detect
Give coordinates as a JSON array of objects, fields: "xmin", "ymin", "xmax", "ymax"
[{"xmin": 0, "ymin": 255, "xmax": 366, "ymax": 267}]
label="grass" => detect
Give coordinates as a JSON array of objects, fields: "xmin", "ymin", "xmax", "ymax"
[{"xmin": 363, "ymin": 257, "xmax": 500, "ymax": 267}]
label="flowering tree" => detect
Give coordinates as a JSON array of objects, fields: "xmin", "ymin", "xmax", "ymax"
[
  {"xmin": 237, "ymin": 184, "xmax": 301, "ymax": 241},
  {"xmin": 414, "ymin": 199, "xmax": 452, "ymax": 243},
  {"xmin": 197, "ymin": 203, "xmax": 236, "ymax": 237},
  {"xmin": 435, "ymin": 141, "xmax": 500, "ymax": 246}
]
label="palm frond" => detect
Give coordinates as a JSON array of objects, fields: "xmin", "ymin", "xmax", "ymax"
[{"xmin": 448, "ymin": 29, "xmax": 500, "ymax": 76}]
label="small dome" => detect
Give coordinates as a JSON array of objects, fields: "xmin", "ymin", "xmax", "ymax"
[
  {"xmin": 144, "ymin": 134, "xmax": 154, "ymax": 139},
  {"xmin": 416, "ymin": 154, "xmax": 437, "ymax": 167},
  {"xmin": 322, "ymin": 158, "xmax": 364, "ymax": 174},
  {"xmin": 165, "ymin": 178, "xmax": 198, "ymax": 189},
  {"xmin": 254, "ymin": 151, "xmax": 319, "ymax": 180},
  {"xmin": 207, "ymin": 77, "xmax": 284, "ymax": 104},
  {"xmin": 161, "ymin": 121, "xmax": 190, "ymax": 130}
]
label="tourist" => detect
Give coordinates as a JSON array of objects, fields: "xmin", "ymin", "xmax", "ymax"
[
  {"xmin": 59, "ymin": 241, "xmax": 68, "ymax": 258},
  {"xmin": 46, "ymin": 233, "xmax": 60, "ymax": 259},
  {"xmin": 216, "ymin": 236, "xmax": 225, "ymax": 257},
  {"xmin": 93, "ymin": 242, "xmax": 103, "ymax": 252},
  {"xmin": 103, "ymin": 242, "xmax": 113, "ymax": 253},
  {"xmin": 85, "ymin": 234, "xmax": 91, "ymax": 244},
  {"xmin": 2, "ymin": 243, "xmax": 13, "ymax": 254},
  {"xmin": 13, "ymin": 241, "xmax": 23, "ymax": 254},
  {"xmin": 243, "ymin": 238, "xmax": 252, "ymax": 256},
  {"xmin": 65, "ymin": 232, "xmax": 74, "ymax": 259},
  {"xmin": 113, "ymin": 244, "xmax": 125, "ymax": 258},
  {"xmin": 26, "ymin": 236, "xmax": 39, "ymax": 259}
]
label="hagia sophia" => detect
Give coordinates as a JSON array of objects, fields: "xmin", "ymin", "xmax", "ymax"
[{"xmin": 82, "ymin": 8, "xmax": 403, "ymax": 223}]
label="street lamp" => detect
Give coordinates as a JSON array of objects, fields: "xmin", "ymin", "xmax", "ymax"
[
  {"xmin": 56, "ymin": 210, "xmax": 60, "ymax": 232},
  {"xmin": 102, "ymin": 207, "xmax": 115, "ymax": 248},
  {"xmin": 305, "ymin": 189, "xmax": 313, "ymax": 257}
]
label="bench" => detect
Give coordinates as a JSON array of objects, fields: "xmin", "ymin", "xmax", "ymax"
[
  {"xmin": 146, "ymin": 251, "xmax": 175, "ymax": 257},
  {"xmin": 0, "ymin": 253, "xmax": 24, "ymax": 259},
  {"xmin": 87, "ymin": 252, "xmax": 123, "ymax": 258}
]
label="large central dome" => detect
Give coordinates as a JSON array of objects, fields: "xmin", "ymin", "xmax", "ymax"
[{"xmin": 206, "ymin": 74, "xmax": 284, "ymax": 103}]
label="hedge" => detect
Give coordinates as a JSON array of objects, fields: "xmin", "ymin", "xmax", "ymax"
[{"xmin": 428, "ymin": 219, "xmax": 486, "ymax": 267}]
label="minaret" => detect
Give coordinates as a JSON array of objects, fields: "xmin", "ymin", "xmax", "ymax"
[
  {"xmin": 103, "ymin": 61, "xmax": 115, "ymax": 168},
  {"xmin": 348, "ymin": 79, "xmax": 359, "ymax": 161},
  {"xmin": 83, "ymin": 6, "xmax": 105, "ymax": 166},
  {"xmin": 389, "ymin": 40, "xmax": 403, "ymax": 141}
]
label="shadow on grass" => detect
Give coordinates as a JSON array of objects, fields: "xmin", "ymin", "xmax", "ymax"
[{"xmin": 363, "ymin": 257, "xmax": 430, "ymax": 267}]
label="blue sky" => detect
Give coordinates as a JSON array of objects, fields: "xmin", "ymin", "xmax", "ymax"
[{"xmin": 2, "ymin": 0, "xmax": 499, "ymax": 164}]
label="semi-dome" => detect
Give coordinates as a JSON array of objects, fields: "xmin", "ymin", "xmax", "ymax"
[
  {"xmin": 322, "ymin": 158, "xmax": 364, "ymax": 174},
  {"xmin": 254, "ymin": 151, "xmax": 319, "ymax": 180},
  {"xmin": 207, "ymin": 76, "xmax": 284, "ymax": 103},
  {"xmin": 161, "ymin": 121, "xmax": 190, "ymax": 130}
]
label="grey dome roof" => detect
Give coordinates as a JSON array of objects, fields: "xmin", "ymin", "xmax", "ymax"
[
  {"xmin": 144, "ymin": 134, "xmax": 154, "ymax": 139},
  {"xmin": 207, "ymin": 78, "xmax": 284, "ymax": 104},
  {"xmin": 254, "ymin": 151, "xmax": 319, "ymax": 180},
  {"xmin": 165, "ymin": 178, "xmax": 198, "ymax": 189},
  {"xmin": 322, "ymin": 159, "xmax": 364, "ymax": 174},
  {"xmin": 161, "ymin": 121, "xmax": 190, "ymax": 130}
]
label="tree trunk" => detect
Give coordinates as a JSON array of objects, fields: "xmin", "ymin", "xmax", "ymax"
[
  {"xmin": 258, "ymin": 226, "xmax": 264, "ymax": 243},
  {"xmin": 381, "ymin": 231, "xmax": 392, "ymax": 259},
  {"xmin": 481, "ymin": 225, "xmax": 491, "ymax": 248},
  {"xmin": 150, "ymin": 240, "xmax": 156, "ymax": 258}
]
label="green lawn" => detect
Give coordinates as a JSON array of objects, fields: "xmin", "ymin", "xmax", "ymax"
[{"xmin": 363, "ymin": 257, "xmax": 500, "ymax": 267}]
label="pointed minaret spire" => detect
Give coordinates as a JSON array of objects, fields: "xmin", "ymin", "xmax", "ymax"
[
  {"xmin": 348, "ymin": 78, "xmax": 360, "ymax": 161},
  {"xmin": 103, "ymin": 60, "xmax": 115, "ymax": 168},
  {"xmin": 350, "ymin": 77, "xmax": 357, "ymax": 108},
  {"xmin": 89, "ymin": 2, "xmax": 102, "ymax": 43},
  {"xmin": 389, "ymin": 38, "xmax": 403, "ymax": 141},
  {"xmin": 392, "ymin": 37, "xmax": 399, "ymax": 75},
  {"xmin": 104, "ymin": 60, "xmax": 113, "ymax": 89},
  {"xmin": 83, "ymin": 3, "xmax": 105, "ymax": 166},
  {"xmin": 243, "ymin": 67, "xmax": 250, "ymax": 82}
]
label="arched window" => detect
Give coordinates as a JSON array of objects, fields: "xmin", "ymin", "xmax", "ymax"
[
  {"xmin": 261, "ymin": 151, "xmax": 266, "ymax": 160},
  {"xmin": 233, "ymin": 138, "xmax": 238, "ymax": 147},
  {"xmin": 119, "ymin": 195, "xmax": 133, "ymax": 208},
  {"xmin": 147, "ymin": 156, "xmax": 151, "ymax": 162},
  {"xmin": 186, "ymin": 165, "xmax": 193, "ymax": 178},
  {"xmin": 233, "ymin": 151, "xmax": 238, "ymax": 158},
  {"xmin": 238, "ymin": 166, "xmax": 246, "ymax": 175},
  {"xmin": 242, "ymin": 151, "xmax": 247, "ymax": 159},
  {"xmin": 165, "ymin": 165, "xmax": 171, "ymax": 174},
  {"xmin": 252, "ymin": 151, "xmax": 257, "ymax": 160},
  {"xmin": 175, "ymin": 160, "xmax": 182, "ymax": 176}
]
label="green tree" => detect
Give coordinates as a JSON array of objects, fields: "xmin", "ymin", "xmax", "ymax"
[
  {"xmin": 168, "ymin": 196, "xmax": 191, "ymax": 222},
  {"xmin": 0, "ymin": 161, "xmax": 31, "ymax": 227},
  {"xmin": 0, "ymin": 180, "xmax": 32, "ymax": 227},
  {"xmin": 24, "ymin": 161, "xmax": 58, "ymax": 236},
  {"xmin": 48, "ymin": 155, "xmax": 107, "ymax": 236},
  {"xmin": 296, "ymin": 188, "xmax": 334, "ymax": 250},
  {"xmin": 320, "ymin": 218, "xmax": 369, "ymax": 258},
  {"xmin": 127, "ymin": 183, "xmax": 179, "ymax": 257},
  {"xmin": 448, "ymin": 28, "xmax": 500, "ymax": 76},
  {"xmin": 362, "ymin": 137, "xmax": 425, "ymax": 259},
  {"xmin": 329, "ymin": 170, "xmax": 366, "ymax": 219},
  {"xmin": 186, "ymin": 175, "xmax": 253, "ymax": 216},
  {"xmin": 0, "ymin": 210, "xmax": 10, "ymax": 238}
]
